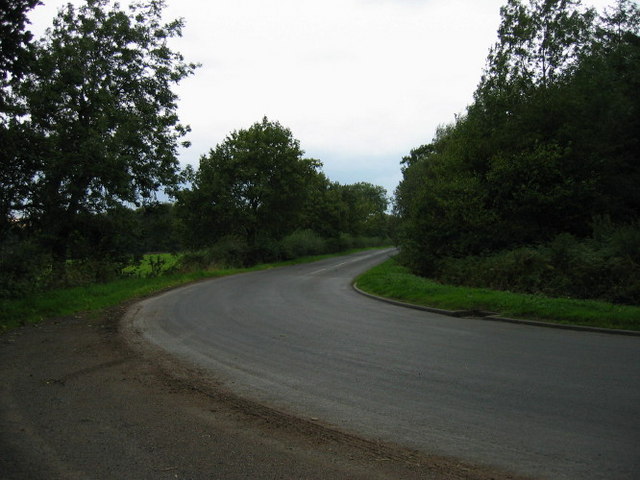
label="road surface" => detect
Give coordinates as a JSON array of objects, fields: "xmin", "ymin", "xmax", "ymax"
[{"xmin": 128, "ymin": 249, "xmax": 640, "ymax": 480}]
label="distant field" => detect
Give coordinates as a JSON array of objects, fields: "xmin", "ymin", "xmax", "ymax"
[
  {"xmin": 122, "ymin": 253, "xmax": 181, "ymax": 277},
  {"xmin": 355, "ymin": 258, "xmax": 640, "ymax": 332}
]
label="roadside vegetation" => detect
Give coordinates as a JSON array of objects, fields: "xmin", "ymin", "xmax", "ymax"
[
  {"xmin": 356, "ymin": 259, "xmax": 640, "ymax": 331},
  {"xmin": 1, "ymin": 2, "xmax": 391, "ymax": 310},
  {"xmin": 3, "ymin": 0, "xmax": 639, "ymax": 333},
  {"xmin": 1, "ymin": 247, "xmax": 387, "ymax": 332},
  {"xmin": 393, "ymin": 0, "xmax": 640, "ymax": 310},
  {"xmin": 122, "ymin": 253, "xmax": 181, "ymax": 278}
]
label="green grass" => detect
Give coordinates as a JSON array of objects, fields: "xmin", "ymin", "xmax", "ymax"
[
  {"xmin": 355, "ymin": 258, "xmax": 640, "ymax": 331},
  {"xmin": 0, "ymin": 247, "xmax": 387, "ymax": 332}
]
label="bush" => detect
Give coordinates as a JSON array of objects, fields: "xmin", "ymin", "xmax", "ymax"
[
  {"xmin": 423, "ymin": 223, "xmax": 640, "ymax": 305},
  {"xmin": 280, "ymin": 230, "xmax": 327, "ymax": 260},
  {"xmin": 177, "ymin": 231, "xmax": 390, "ymax": 273},
  {"xmin": 437, "ymin": 246, "xmax": 551, "ymax": 294},
  {"xmin": 178, "ymin": 235, "xmax": 250, "ymax": 270},
  {"xmin": 62, "ymin": 258, "xmax": 128, "ymax": 286},
  {"xmin": 0, "ymin": 238, "xmax": 52, "ymax": 298},
  {"xmin": 248, "ymin": 235, "xmax": 282, "ymax": 264}
]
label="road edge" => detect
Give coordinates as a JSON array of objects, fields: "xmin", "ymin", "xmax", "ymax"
[
  {"xmin": 352, "ymin": 282, "xmax": 640, "ymax": 337},
  {"xmin": 119, "ymin": 290, "xmax": 532, "ymax": 480}
]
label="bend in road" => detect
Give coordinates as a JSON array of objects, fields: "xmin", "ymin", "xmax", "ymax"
[{"xmin": 127, "ymin": 249, "xmax": 640, "ymax": 480}]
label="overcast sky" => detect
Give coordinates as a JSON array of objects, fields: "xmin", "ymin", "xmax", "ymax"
[{"xmin": 29, "ymin": 0, "xmax": 614, "ymax": 197}]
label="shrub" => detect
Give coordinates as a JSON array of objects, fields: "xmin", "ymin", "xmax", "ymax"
[
  {"xmin": 0, "ymin": 238, "xmax": 52, "ymax": 298},
  {"xmin": 62, "ymin": 258, "xmax": 128, "ymax": 286},
  {"xmin": 178, "ymin": 235, "xmax": 250, "ymax": 270},
  {"xmin": 422, "ymin": 222, "xmax": 640, "ymax": 305},
  {"xmin": 248, "ymin": 235, "xmax": 282, "ymax": 264},
  {"xmin": 437, "ymin": 246, "xmax": 551, "ymax": 294},
  {"xmin": 280, "ymin": 230, "xmax": 327, "ymax": 259}
]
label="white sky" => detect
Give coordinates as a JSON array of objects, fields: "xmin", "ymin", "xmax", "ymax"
[{"xmin": 28, "ymin": 0, "xmax": 614, "ymax": 197}]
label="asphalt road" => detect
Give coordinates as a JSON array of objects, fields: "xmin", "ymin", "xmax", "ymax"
[{"xmin": 129, "ymin": 249, "xmax": 640, "ymax": 480}]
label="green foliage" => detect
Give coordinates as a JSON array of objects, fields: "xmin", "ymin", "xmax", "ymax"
[
  {"xmin": 177, "ymin": 117, "xmax": 321, "ymax": 248},
  {"xmin": 433, "ymin": 222, "xmax": 640, "ymax": 305},
  {"xmin": 177, "ymin": 232, "xmax": 389, "ymax": 270},
  {"xmin": 480, "ymin": 0, "xmax": 595, "ymax": 94},
  {"xmin": 4, "ymin": 0, "xmax": 196, "ymax": 266},
  {"xmin": 330, "ymin": 233, "xmax": 386, "ymax": 251},
  {"xmin": 122, "ymin": 253, "xmax": 180, "ymax": 278},
  {"xmin": 297, "ymin": 179, "xmax": 390, "ymax": 240},
  {"xmin": 62, "ymin": 258, "xmax": 125, "ymax": 285},
  {"xmin": 1, "ymin": 201, "xmax": 188, "ymax": 298},
  {"xmin": 0, "ymin": 236, "xmax": 51, "ymax": 297},
  {"xmin": 178, "ymin": 236, "xmax": 259, "ymax": 270},
  {"xmin": 177, "ymin": 117, "xmax": 390, "ymax": 252},
  {"xmin": 396, "ymin": 0, "xmax": 640, "ymax": 305},
  {"xmin": 0, "ymin": 0, "xmax": 41, "ymax": 240},
  {"xmin": 337, "ymin": 182, "xmax": 389, "ymax": 237},
  {"xmin": 0, "ymin": 0, "xmax": 41, "ymax": 105},
  {"xmin": 135, "ymin": 203, "xmax": 182, "ymax": 253},
  {"xmin": 280, "ymin": 230, "xmax": 327, "ymax": 260}
]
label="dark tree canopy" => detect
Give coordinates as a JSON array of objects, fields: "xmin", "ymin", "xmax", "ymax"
[
  {"xmin": 0, "ymin": 0, "xmax": 40, "ymax": 95},
  {"xmin": 395, "ymin": 0, "xmax": 640, "ymax": 279},
  {"xmin": 5, "ymin": 0, "xmax": 197, "ymax": 263},
  {"xmin": 178, "ymin": 117, "xmax": 323, "ymax": 247},
  {"xmin": 0, "ymin": 0, "xmax": 41, "ymax": 240},
  {"xmin": 0, "ymin": 3, "xmax": 390, "ymax": 296},
  {"xmin": 177, "ymin": 117, "xmax": 390, "ymax": 251}
]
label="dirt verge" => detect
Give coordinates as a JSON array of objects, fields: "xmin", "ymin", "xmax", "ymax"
[{"xmin": 0, "ymin": 300, "xmax": 529, "ymax": 479}]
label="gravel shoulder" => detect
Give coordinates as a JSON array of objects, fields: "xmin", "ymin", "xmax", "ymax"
[{"xmin": 0, "ymin": 300, "xmax": 528, "ymax": 480}]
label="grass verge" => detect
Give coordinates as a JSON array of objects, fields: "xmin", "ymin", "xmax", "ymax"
[
  {"xmin": 0, "ymin": 248, "xmax": 385, "ymax": 333},
  {"xmin": 355, "ymin": 258, "xmax": 640, "ymax": 332}
]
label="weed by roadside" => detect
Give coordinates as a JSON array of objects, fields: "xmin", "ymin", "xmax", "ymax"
[{"xmin": 122, "ymin": 253, "xmax": 181, "ymax": 278}]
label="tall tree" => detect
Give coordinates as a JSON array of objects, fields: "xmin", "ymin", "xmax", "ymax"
[
  {"xmin": 0, "ymin": 0, "xmax": 41, "ymax": 239},
  {"xmin": 478, "ymin": 0, "xmax": 595, "ymax": 103},
  {"xmin": 575, "ymin": 0, "xmax": 640, "ymax": 220},
  {"xmin": 396, "ymin": 0, "xmax": 640, "ymax": 278},
  {"xmin": 178, "ymin": 117, "xmax": 322, "ymax": 248},
  {"xmin": 598, "ymin": 0, "xmax": 640, "ymax": 47},
  {"xmin": 338, "ymin": 182, "xmax": 389, "ymax": 237},
  {"xmin": 14, "ymin": 0, "xmax": 197, "ymax": 264}
]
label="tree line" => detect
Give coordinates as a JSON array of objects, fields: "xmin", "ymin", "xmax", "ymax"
[
  {"xmin": 395, "ymin": 0, "xmax": 640, "ymax": 304},
  {"xmin": 0, "ymin": 0, "xmax": 389, "ymax": 297}
]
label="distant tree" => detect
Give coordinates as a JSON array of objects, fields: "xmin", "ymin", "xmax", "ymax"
[
  {"xmin": 291, "ymin": 178, "xmax": 389, "ymax": 240},
  {"xmin": 178, "ymin": 117, "xmax": 322, "ymax": 248},
  {"xmin": 136, "ymin": 203, "xmax": 182, "ymax": 253},
  {"xmin": 339, "ymin": 182, "xmax": 388, "ymax": 237},
  {"xmin": 12, "ymin": 0, "xmax": 197, "ymax": 268}
]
